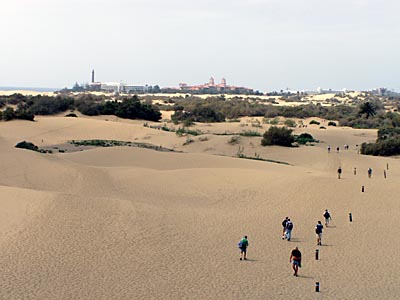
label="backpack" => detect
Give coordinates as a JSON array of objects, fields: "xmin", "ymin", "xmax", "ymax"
[
  {"xmin": 286, "ymin": 222, "xmax": 293, "ymax": 230},
  {"xmin": 238, "ymin": 241, "xmax": 243, "ymax": 248},
  {"xmin": 316, "ymin": 225, "xmax": 322, "ymax": 234},
  {"xmin": 324, "ymin": 211, "xmax": 330, "ymax": 218}
]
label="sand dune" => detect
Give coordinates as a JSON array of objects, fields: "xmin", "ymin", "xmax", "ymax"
[{"xmin": 0, "ymin": 115, "xmax": 399, "ymax": 299}]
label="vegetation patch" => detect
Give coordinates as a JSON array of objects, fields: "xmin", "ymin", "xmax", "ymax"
[
  {"xmin": 361, "ymin": 126, "xmax": 400, "ymax": 156},
  {"xmin": 294, "ymin": 133, "xmax": 318, "ymax": 145},
  {"xmin": 69, "ymin": 140, "xmax": 176, "ymax": 152},
  {"xmin": 15, "ymin": 141, "xmax": 39, "ymax": 152},
  {"xmin": 175, "ymin": 127, "xmax": 203, "ymax": 136},
  {"xmin": 228, "ymin": 136, "xmax": 240, "ymax": 145},
  {"xmin": 15, "ymin": 141, "xmax": 53, "ymax": 153},
  {"xmin": 284, "ymin": 119, "xmax": 297, "ymax": 128},
  {"xmin": 236, "ymin": 146, "xmax": 289, "ymax": 165},
  {"xmin": 239, "ymin": 130, "xmax": 262, "ymax": 137},
  {"xmin": 309, "ymin": 120, "xmax": 320, "ymax": 125},
  {"xmin": 261, "ymin": 126, "xmax": 294, "ymax": 147}
]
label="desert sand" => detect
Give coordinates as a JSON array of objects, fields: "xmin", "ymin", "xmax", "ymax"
[{"xmin": 0, "ymin": 114, "xmax": 399, "ymax": 299}]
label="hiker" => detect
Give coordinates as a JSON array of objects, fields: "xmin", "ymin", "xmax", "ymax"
[
  {"xmin": 323, "ymin": 209, "xmax": 332, "ymax": 226},
  {"xmin": 290, "ymin": 247, "xmax": 302, "ymax": 277},
  {"xmin": 384, "ymin": 169, "xmax": 387, "ymax": 179},
  {"xmin": 285, "ymin": 219, "xmax": 293, "ymax": 241},
  {"xmin": 316, "ymin": 221, "xmax": 324, "ymax": 246},
  {"xmin": 336, "ymin": 146, "xmax": 340, "ymax": 153},
  {"xmin": 282, "ymin": 217, "xmax": 289, "ymax": 239},
  {"xmin": 368, "ymin": 168, "xmax": 372, "ymax": 178},
  {"xmin": 354, "ymin": 167, "xmax": 357, "ymax": 175},
  {"xmin": 327, "ymin": 145, "xmax": 331, "ymax": 153},
  {"xmin": 238, "ymin": 235, "xmax": 249, "ymax": 261},
  {"xmin": 337, "ymin": 167, "xmax": 342, "ymax": 179}
]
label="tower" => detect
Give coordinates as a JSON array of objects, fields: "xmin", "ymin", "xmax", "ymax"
[
  {"xmin": 209, "ymin": 76, "xmax": 215, "ymax": 86},
  {"xmin": 221, "ymin": 78, "xmax": 227, "ymax": 87},
  {"xmin": 91, "ymin": 69, "xmax": 95, "ymax": 83}
]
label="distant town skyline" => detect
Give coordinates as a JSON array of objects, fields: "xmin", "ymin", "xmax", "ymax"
[{"xmin": 1, "ymin": 0, "xmax": 400, "ymax": 92}]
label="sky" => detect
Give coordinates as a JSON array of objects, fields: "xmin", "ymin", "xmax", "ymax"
[{"xmin": 0, "ymin": 0, "xmax": 399, "ymax": 92}]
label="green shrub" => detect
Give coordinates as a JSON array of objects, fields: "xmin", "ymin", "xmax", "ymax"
[
  {"xmin": 2, "ymin": 107, "xmax": 16, "ymax": 121},
  {"xmin": 295, "ymin": 133, "xmax": 317, "ymax": 145},
  {"xmin": 319, "ymin": 126, "xmax": 326, "ymax": 129},
  {"xmin": 15, "ymin": 141, "xmax": 39, "ymax": 152},
  {"xmin": 65, "ymin": 113, "xmax": 78, "ymax": 117},
  {"xmin": 361, "ymin": 138, "xmax": 400, "ymax": 156},
  {"xmin": 328, "ymin": 121, "xmax": 337, "ymax": 126},
  {"xmin": 309, "ymin": 120, "xmax": 320, "ymax": 125},
  {"xmin": 261, "ymin": 126, "xmax": 294, "ymax": 147},
  {"xmin": 198, "ymin": 136, "xmax": 209, "ymax": 142},
  {"xmin": 284, "ymin": 119, "xmax": 297, "ymax": 127},
  {"xmin": 228, "ymin": 136, "xmax": 240, "ymax": 145},
  {"xmin": 183, "ymin": 137, "xmax": 194, "ymax": 146},
  {"xmin": 175, "ymin": 127, "xmax": 202, "ymax": 136},
  {"xmin": 240, "ymin": 130, "xmax": 262, "ymax": 137}
]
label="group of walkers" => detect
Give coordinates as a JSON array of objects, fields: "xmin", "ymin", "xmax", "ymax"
[
  {"xmin": 281, "ymin": 217, "xmax": 293, "ymax": 241},
  {"xmin": 327, "ymin": 144, "xmax": 349, "ymax": 153},
  {"xmin": 238, "ymin": 209, "xmax": 333, "ymax": 277},
  {"xmin": 337, "ymin": 166, "xmax": 378, "ymax": 179}
]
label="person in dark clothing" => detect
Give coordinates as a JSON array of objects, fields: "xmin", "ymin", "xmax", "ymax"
[
  {"xmin": 281, "ymin": 217, "xmax": 289, "ymax": 239},
  {"xmin": 238, "ymin": 236, "xmax": 249, "ymax": 261},
  {"xmin": 323, "ymin": 209, "xmax": 332, "ymax": 226},
  {"xmin": 316, "ymin": 221, "xmax": 324, "ymax": 246},
  {"xmin": 337, "ymin": 167, "xmax": 342, "ymax": 179},
  {"xmin": 290, "ymin": 247, "xmax": 302, "ymax": 276}
]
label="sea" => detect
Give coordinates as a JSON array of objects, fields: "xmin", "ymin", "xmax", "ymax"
[{"xmin": 0, "ymin": 87, "xmax": 59, "ymax": 92}]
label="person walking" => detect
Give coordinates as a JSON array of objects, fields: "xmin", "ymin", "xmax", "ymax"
[
  {"xmin": 337, "ymin": 166, "xmax": 342, "ymax": 179},
  {"xmin": 238, "ymin": 235, "xmax": 249, "ymax": 261},
  {"xmin": 384, "ymin": 169, "xmax": 387, "ymax": 179},
  {"xmin": 285, "ymin": 219, "xmax": 293, "ymax": 241},
  {"xmin": 282, "ymin": 217, "xmax": 289, "ymax": 239},
  {"xmin": 354, "ymin": 167, "xmax": 357, "ymax": 175},
  {"xmin": 336, "ymin": 146, "xmax": 340, "ymax": 153},
  {"xmin": 290, "ymin": 247, "xmax": 302, "ymax": 277},
  {"xmin": 323, "ymin": 209, "xmax": 332, "ymax": 226},
  {"xmin": 327, "ymin": 145, "xmax": 331, "ymax": 153},
  {"xmin": 316, "ymin": 221, "xmax": 324, "ymax": 246},
  {"xmin": 368, "ymin": 168, "xmax": 372, "ymax": 178}
]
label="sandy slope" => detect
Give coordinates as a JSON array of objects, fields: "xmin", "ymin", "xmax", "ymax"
[{"xmin": 0, "ymin": 116, "xmax": 399, "ymax": 299}]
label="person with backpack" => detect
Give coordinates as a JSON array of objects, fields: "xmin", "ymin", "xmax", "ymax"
[
  {"xmin": 290, "ymin": 247, "xmax": 302, "ymax": 277},
  {"xmin": 368, "ymin": 168, "xmax": 372, "ymax": 178},
  {"xmin": 315, "ymin": 221, "xmax": 324, "ymax": 246},
  {"xmin": 285, "ymin": 219, "xmax": 293, "ymax": 241},
  {"xmin": 281, "ymin": 217, "xmax": 289, "ymax": 239},
  {"xmin": 238, "ymin": 235, "xmax": 249, "ymax": 261},
  {"xmin": 337, "ymin": 166, "xmax": 342, "ymax": 179},
  {"xmin": 323, "ymin": 209, "xmax": 332, "ymax": 226}
]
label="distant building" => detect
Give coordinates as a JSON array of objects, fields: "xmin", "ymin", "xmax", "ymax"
[
  {"xmin": 178, "ymin": 77, "xmax": 256, "ymax": 94},
  {"xmin": 317, "ymin": 87, "xmax": 346, "ymax": 95},
  {"xmin": 86, "ymin": 70, "xmax": 155, "ymax": 94}
]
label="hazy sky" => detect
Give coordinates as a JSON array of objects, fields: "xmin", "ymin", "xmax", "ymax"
[{"xmin": 1, "ymin": 0, "xmax": 399, "ymax": 92}]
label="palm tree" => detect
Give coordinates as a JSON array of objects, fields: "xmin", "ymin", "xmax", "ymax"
[{"xmin": 359, "ymin": 102, "xmax": 376, "ymax": 119}]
